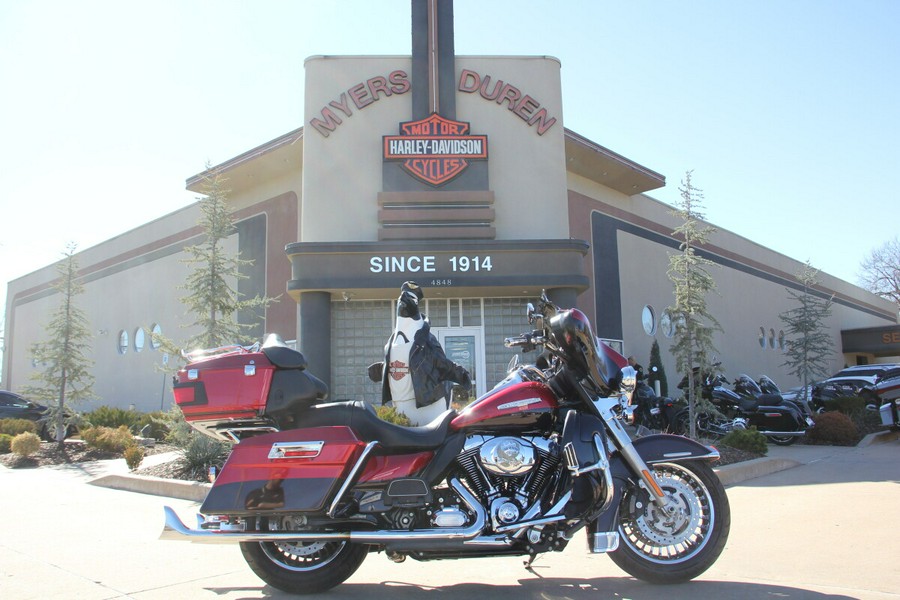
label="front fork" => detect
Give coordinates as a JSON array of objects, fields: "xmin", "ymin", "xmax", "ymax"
[{"xmin": 594, "ymin": 398, "xmax": 671, "ymax": 510}]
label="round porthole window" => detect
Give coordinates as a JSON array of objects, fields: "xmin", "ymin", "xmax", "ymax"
[
  {"xmin": 642, "ymin": 305, "xmax": 657, "ymax": 336},
  {"xmin": 118, "ymin": 330, "xmax": 129, "ymax": 355},
  {"xmin": 660, "ymin": 311, "xmax": 674, "ymax": 338},
  {"xmin": 149, "ymin": 323, "xmax": 162, "ymax": 350},
  {"xmin": 134, "ymin": 327, "xmax": 145, "ymax": 352}
]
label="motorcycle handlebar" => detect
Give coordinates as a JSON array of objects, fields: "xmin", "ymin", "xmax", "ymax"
[{"xmin": 504, "ymin": 330, "xmax": 546, "ymax": 352}]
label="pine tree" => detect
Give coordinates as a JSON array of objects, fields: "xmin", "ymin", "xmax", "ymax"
[
  {"xmin": 21, "ymin": 243, "xmax": 95, "ymax": 446},
  {"xmin": 176, "ymin": 166, "xmax": 276, "ymax": 352},
  {"xmin": 666, "ymin": 171, "xmax": 722, "ymax": 439},
  {"xmin": 779, "ymin": 262, "xmax": 834, "ymax": 406},
  {"xmin": 647, "ymin": 338, "xmax": 668, "ymax": 397}
]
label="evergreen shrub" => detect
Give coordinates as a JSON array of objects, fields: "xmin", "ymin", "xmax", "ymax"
[
  {"xmin": 179, "ymin": 435, "xmax": 230, "ymax": 482},
  {"xmin": 124, "ymin": 445, "xmax": 145, "ymax": 471},
  {"xmin": 376, "ymin": 405, "xmax": 412, "ymax": 426},
  {"xmin": 11, "ymin": 432, "xmax": 41, "ymax": 457},
  {"xmin": 0, "ymin": 418, "xmax": 38, "ymax": 436},
  {"xmin": 81, "ymin": 425, "xmax": 136, "ymax": 453},
  {"xmin": 719, "ymin": 427, "xmax": 768, "ymax": 455}
]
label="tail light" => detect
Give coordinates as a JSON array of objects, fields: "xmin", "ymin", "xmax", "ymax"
[{"xmin": 173, "ymin": 381, "xmax": 208, "ymax": 407}]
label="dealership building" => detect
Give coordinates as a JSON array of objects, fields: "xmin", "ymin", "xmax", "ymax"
[{"xmin": 4, "ymin": 2, "xmax": 898, "ymax": 413}]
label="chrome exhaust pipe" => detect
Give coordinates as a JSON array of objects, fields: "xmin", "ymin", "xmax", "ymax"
[
  {"xmin": 758, "ymin": 430, "xmax": 806, "ymax": 437},
  {"xmin": 161, "ymin": 478, "xmax": 486, "ymax": 545}
]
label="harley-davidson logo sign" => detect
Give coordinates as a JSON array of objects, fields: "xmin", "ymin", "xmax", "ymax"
[
  {"xmin": 383, "ymin": 113, "xmax": 488, "ymax": 186},
  {"xmin": 389, "ymin": 359, "xmax": 409, "ymax": 381}
]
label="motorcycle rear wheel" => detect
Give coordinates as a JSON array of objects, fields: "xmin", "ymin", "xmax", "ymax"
[
  {"xmin": 768, "ymin": 434, "xmax": 799, "ymax": 446},
  {"xmin": 240, "ymin": 538, "xmax": 368, "ymax": 594},
  {"xmin": 673, "ymin": 409, "xmax": 723, "ymax": 439},
  {"xmin": 609, "ymin": 460, "xmax": 730, "ymax": 584}
]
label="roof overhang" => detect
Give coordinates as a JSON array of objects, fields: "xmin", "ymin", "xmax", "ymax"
[
  {"xmin": 186, "ymin": 127, "xmax": 304, "ymax": 195},
  {"xmin": 186, "ymin": 125, "xmax": 664, "ymax": 199},
  {"xmin": 564, "ymin": 128, "xmax": 665, "ymax": 195}
]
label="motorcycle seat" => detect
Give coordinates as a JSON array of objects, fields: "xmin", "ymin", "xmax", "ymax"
[
  {"xmin": 298, "ymin": 400, "xmax": 455, "ymax": 450},
  {"xmin": 757, "ymin": 393, "xmax": 783, "ymax": 406},
  {"xmin": 737, "ymin": 396, "xmax": 759, "ymax": 412}
]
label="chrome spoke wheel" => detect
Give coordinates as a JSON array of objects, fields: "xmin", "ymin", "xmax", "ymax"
[{"xmin": 619, "ymin": 463, "xmax": 714, "ymax": 565}]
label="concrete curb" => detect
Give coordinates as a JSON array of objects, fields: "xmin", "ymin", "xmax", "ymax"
[
  {"xmin": 857, "ymin": 428, "xmax": 900, "ymax": 447},
  {"xmin": 713, "ymin": 457, "xmax": 800, "ymax": 487},
  {"xmin": 90, "ymin": 473, "xmax": 211, "ymax": 502}
]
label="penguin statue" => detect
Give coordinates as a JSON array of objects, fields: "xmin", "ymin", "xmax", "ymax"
[{"xmin": 368, "ymin": 281, "xmax": 471, "ymax": 426}]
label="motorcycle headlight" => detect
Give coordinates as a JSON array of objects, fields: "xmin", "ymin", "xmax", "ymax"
[{"xmin": 619, "ymin": 366, "xmax": 637, "ymax": 405}]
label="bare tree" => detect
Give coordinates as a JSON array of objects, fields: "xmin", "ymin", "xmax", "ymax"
[{"xmin": 859, "ymin": 236, "xmax": 900, "ymax": 314}]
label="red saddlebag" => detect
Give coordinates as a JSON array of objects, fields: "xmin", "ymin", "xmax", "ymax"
[{"xmin": 200, "ymin": 427, "xmax": 366, "ymax": 515}]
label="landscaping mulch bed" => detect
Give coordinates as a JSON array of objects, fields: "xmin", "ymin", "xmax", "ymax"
[{"xmin": 0, "ymin": 440, "xmax": 177, "ymax": 470}]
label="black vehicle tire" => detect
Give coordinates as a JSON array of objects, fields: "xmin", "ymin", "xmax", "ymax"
[
  {"xmin": 672, "ymin": 409, "xmax": 690, "ymax": 436},
  {"xmin": 609, "ymin": 460, "xmax": 731, "ymax": 584},
  {"xmin": 672, "ymin": 409, "xmax": 722, "ymax": 439},
  {"xmin": 240, "ymin": 538, "xmax": 368, "ymax": 594},
  {"xmin": 860, "ymin": 389, "xmax": 878, "ymax": 409},
  {"xmin": 768, "ymin": 435, "xmax": 798, "ymax": 446}
]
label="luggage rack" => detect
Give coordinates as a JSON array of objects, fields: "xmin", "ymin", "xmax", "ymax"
[
  {"xmin": 198, "ymin": 418, "xmax": 280, "ymax": 443},
  {"xmin": 182, "ymin": 342, "xmax": 261, "ymax": 362}
]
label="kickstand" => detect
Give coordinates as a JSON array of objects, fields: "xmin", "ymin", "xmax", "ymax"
[{"xmin": 523, "ymin": 554, "xmax": 543, "ymax": 576}]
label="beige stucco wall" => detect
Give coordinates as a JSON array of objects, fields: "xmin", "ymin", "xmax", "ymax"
[
  {"xmin": 4, "ymin": 205, "xmax": 209, "ymax": 412},
  {"xmin": 302, "ymin": 55, "xmax": 567, "ymax": 242}
]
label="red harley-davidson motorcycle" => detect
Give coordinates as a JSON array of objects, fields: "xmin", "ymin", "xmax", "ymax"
[{"xmin": 161, "ymin": 293, "xmax": 730, "ymax": 593}]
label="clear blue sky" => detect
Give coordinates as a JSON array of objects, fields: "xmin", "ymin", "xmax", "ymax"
[{"xmin": 1, "ymin": 0, "xmax": 898, "ymax": 318}]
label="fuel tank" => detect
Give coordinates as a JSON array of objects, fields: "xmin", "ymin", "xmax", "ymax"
[{"xmin": 450, "ymin": 381, "xmax": 558, "ymax": 432}]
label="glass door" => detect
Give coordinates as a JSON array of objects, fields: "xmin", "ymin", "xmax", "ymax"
[{"xmin": 434, "ymin": 327, "xmax": 485, "ymax": 400}]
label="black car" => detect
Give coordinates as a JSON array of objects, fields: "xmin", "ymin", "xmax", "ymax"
[{"xmin": 0, "ymin": 391, "xmax": 69, "ymax": 441}]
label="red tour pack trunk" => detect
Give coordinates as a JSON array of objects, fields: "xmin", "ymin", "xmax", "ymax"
[
  {"xmin": 172, "ymin": 344, "xmax": 328, "ymax": 441},
  {"xmin": 173, "ymin": 349, "xmax": 276, "ymax": 440}
]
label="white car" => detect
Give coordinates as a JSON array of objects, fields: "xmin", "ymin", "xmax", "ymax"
[{"xmin": 868, "ymin": 372, "xmax": 900, "ymax": 429}]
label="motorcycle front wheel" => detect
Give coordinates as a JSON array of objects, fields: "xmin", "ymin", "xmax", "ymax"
[
  {"xmin": 240, "ymin": 538, "xmax": 368, "ymax": 594},
  {"xmin": 609, "ymin": 460, "xmax": 730, "ymax": 584}
]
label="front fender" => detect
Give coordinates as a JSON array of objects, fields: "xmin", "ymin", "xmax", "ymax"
[
  {"xmin": 590, "ymin": 434, "xmax": 719, "ymax": 535},
  {"xmin": 625, "ymin": 433, "xmax": 720, "ymax": 464}
]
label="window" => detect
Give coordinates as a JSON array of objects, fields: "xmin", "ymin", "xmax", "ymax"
[
  {"xmin": 149, "ymin": 323, "xmax": 162, "ymax": 350},
  {"xmin": 758, "ymin": 327, "xmax": 766, "ymax": 349},
  {"xmin": 660, "ymin": 311, "xmax": 674, "ymax": 338},
  {"xmin": 118, "ymin": 330, "xmax": 129, "ymax": 355},
  {"xmin": 134, "ymin": 328, "xmax": 145, "ymax": 352},
  {"xmin": 642, "ymin": 305, "xmax": 657, "ymax": 336}
]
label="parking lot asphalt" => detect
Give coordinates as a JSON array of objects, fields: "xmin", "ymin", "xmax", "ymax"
[{"xmin": 1, "ymin": 430, "xmax": 898, "ymax": 599}]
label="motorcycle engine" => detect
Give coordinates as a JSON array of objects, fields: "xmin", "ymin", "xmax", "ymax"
[
  {"xmin": 479, "ymin": 437, "xmax": 536, "ymax": 476},
  {"xmin": 457, "ymin": 435, "xmax": 559, "ymax": 529}
]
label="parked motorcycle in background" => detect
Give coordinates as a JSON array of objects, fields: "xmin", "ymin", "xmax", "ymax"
[
  {"xmin": 161, "ymin": 292, "xmax": 730, "ymax": 593},
  {"xmin": 621, "ymin": 366, "xmax": 678, "ymax": 435},
  {"xmin": 673, "ymin": 370, "xmax": 813, "ymax": 445}
]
